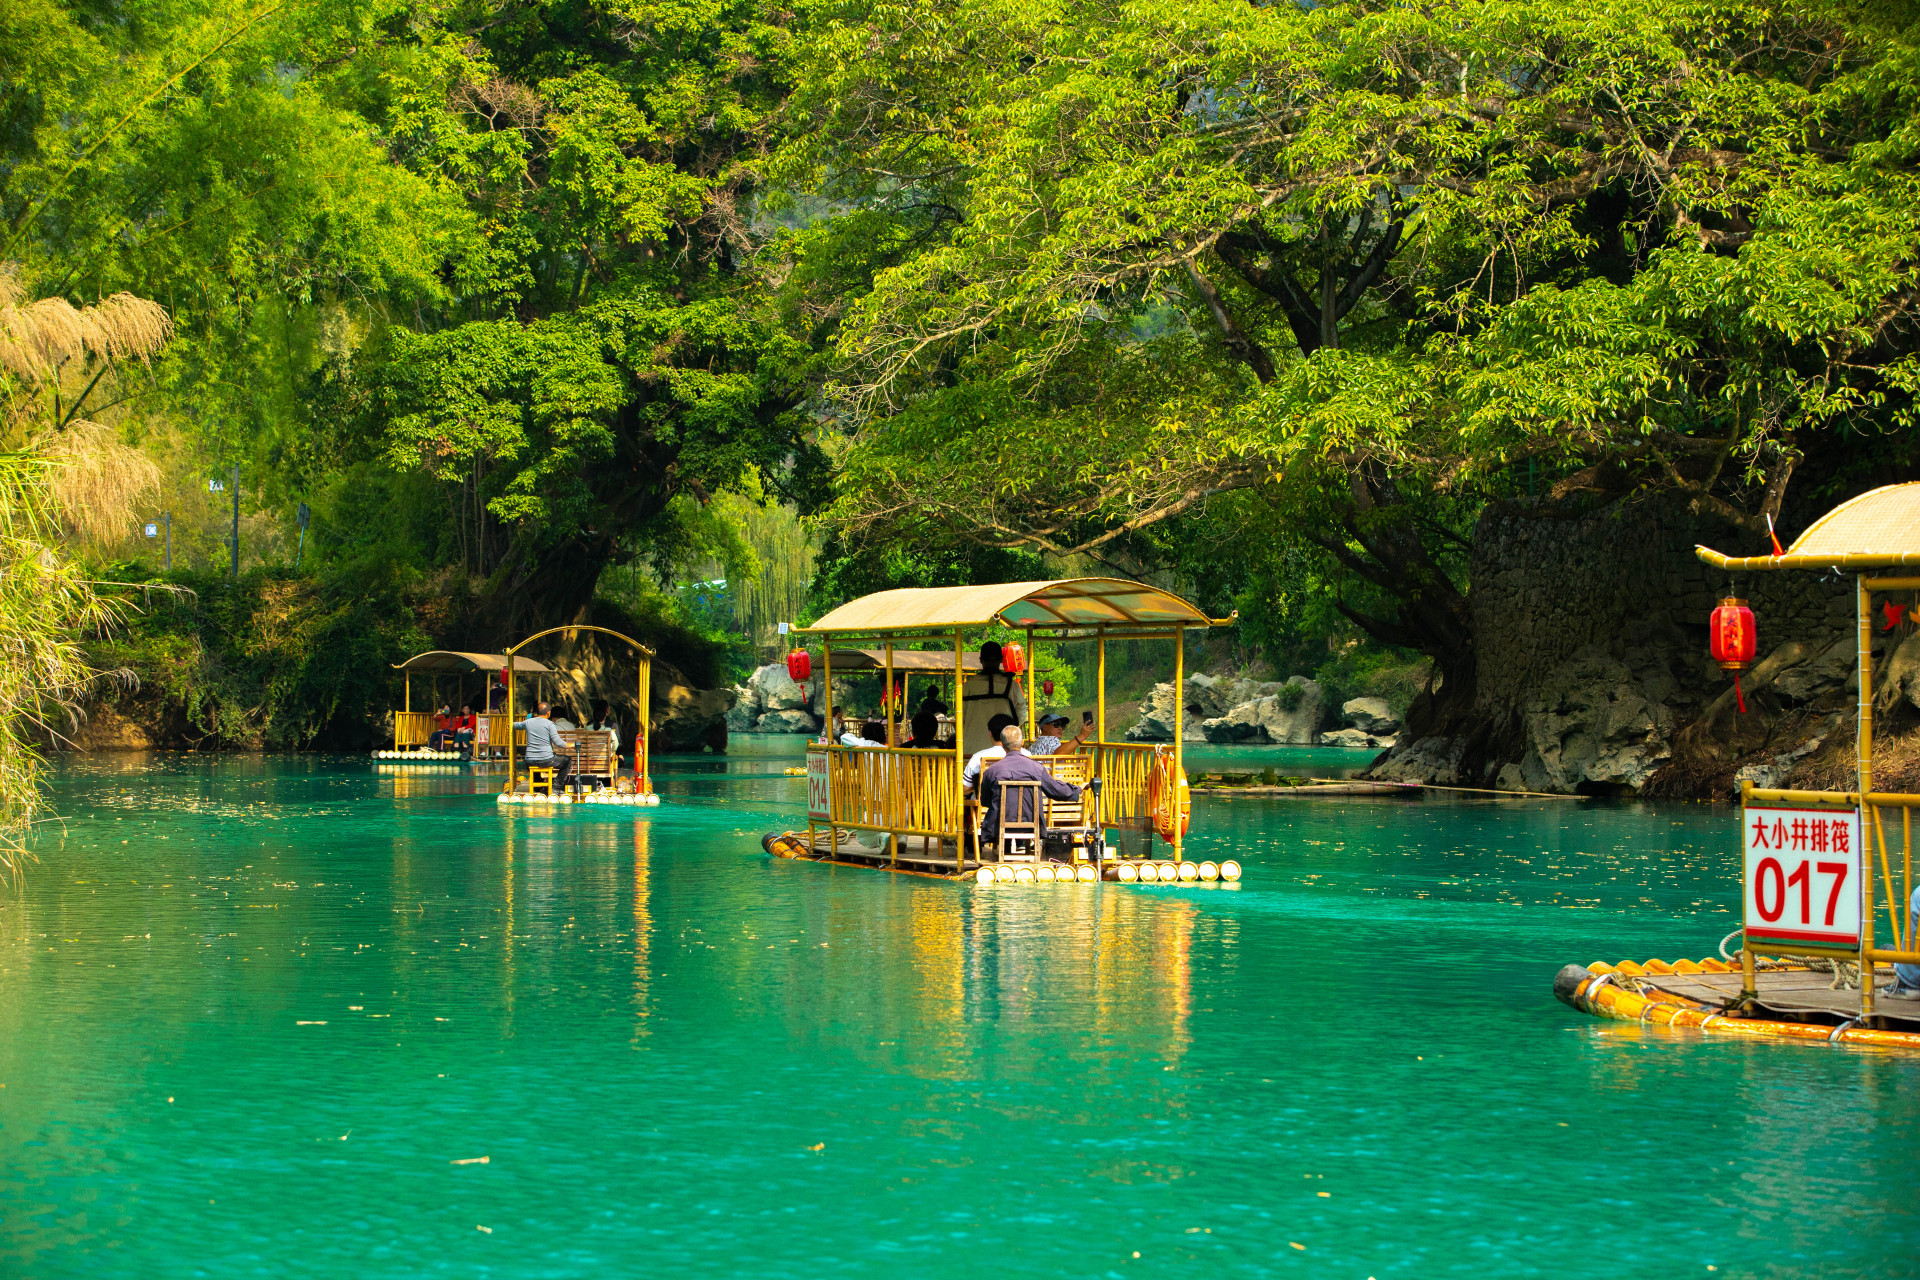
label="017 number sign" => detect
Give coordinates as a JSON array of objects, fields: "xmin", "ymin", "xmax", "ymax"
[{"xmin": 1742, "ymin": 805, "xmax": 1862, "ymax": 948}]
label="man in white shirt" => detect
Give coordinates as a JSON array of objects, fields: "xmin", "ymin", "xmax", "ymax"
[{"xmin": 962, "ymin": 714, "xmax": 1021, "ymax": 794}]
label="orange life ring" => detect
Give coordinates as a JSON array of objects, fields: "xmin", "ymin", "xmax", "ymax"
[{"xmin": 1150, "ymin": 751, "xmax": 1191, "ymax": 841}]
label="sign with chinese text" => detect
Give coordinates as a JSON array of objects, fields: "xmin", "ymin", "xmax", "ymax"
[
  {"xmin": 807, "ymin": 749, "xmax": 831, "ymax": 820},
  {"xmin": 1743, "ymin": 805, "xmax": 1862, "ymax": 948}
]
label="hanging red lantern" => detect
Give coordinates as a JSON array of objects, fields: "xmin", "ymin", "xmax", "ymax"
[
  {"xmin": 786, "ymin": 649, "xmax": 812, "ymax": 682},
  {"xmin": 1042, "ymin": 677, "xmax": 1055, "ymax": 698},
  {"xmin": 1000, "ymin": 642, "xmax": 1026, "ymax": 676},
  {"xmin": 1709, "ymin": 597, "xmax": 1757, "ymax": 714}
]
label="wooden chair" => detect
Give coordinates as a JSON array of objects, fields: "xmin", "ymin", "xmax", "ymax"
[
  {"xmin": 994, "ymin": 780, "xmax": 1045, "ymax": 861},
  {"xmin": 527, "ymin": 766, "xmax": 556, "ymax": 797},
  {"xmin": 559, "ymin": 730, "xmax": 617, "ymax": 791},
  {"xmin": 1035, "ymin": 756, "xmax": 1099, "ymax": 860}
]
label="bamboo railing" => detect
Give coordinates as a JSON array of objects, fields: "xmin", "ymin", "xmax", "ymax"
[
  {"xmin": 822, "ymin": 745, "xmax": 964, "ymax": 837},
  {"xmin": 392, "ymin": 711, "xmax": 434, "ymax": 749},
  {"xmin": 1091, "ymin": 741, "xmax": 1157, "ymax": 826}
]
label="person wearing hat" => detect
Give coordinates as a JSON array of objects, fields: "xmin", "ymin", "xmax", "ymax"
[{"xmin": 1030, "ymin": 711, "xmax": 1089, "ymax": 758}]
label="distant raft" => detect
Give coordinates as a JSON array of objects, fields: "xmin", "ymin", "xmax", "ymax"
[{"xmin": 1556, "ymin": 958, "xmax": 1920, "ymax": 1051}]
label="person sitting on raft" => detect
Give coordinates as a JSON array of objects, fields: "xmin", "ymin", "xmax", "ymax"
[
  {"xmin": 1029, "ymin": 712, "xmax": 1091, "ymax": 758},
  {"xmin": 903, "ymin": 710, "xmax": 943, "ymax": 750},
  {"xmin": 519, "ymin": 701, "xmax": 575, "ymax": 789},
  {"xmin": 453, "ymin": 704, "xmax": 476, "ymax": 753},
  {"xmin": 428, "ymin": 704, "xmax": 457, "ymax": 750},
  {"xmin": 588, "ymin": 700, "xmax": 621, "ymax": 754},
  {"xmin": 962, "ymin": 714, "xmax": 1019, "ymax": 795},
  {"xmin": 979, "ymin": 725, "xmax": 1082, "ymax": 851}
]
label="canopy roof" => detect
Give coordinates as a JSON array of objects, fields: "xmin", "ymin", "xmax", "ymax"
[
  {"xmin": 803, "ymin": 578, "xmax": 1228, "ymax": 635},
  {"xmin": 825, "ymin": 648, "xmax": 982, "ymax": 672},
  {"xmin": 393, "ymin": 651, "xmax": 552, "ymax": 674},
  {"xmin": 1697, "ymin": 483, "xmax": 1920, "ymax": 572}
]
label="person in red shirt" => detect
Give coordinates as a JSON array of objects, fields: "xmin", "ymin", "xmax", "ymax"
[{"xmin": 428, "ymin": 704, "xmax": 456, "ymax": 750}]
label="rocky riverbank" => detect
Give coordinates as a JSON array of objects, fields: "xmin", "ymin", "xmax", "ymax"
[
  {"xmin": 1122, "ymin": 673, "xmax": 1402, "ymax": 749},
  {"xmin": 726, "ymin": 663, "xmax": 853, "ymax": 735}
]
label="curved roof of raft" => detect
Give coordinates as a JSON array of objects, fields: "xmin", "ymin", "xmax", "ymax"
[
  {"xmin": 803, "ymin": 578, "xmax": 1232, "ymax": 635},
  {"xmin": 1697, "ymin": 483, "xmax": 1920, "ymax": 571},
  {"xmin": 393, "ymin": 650, "xmax": 552, "ymax": 673}
]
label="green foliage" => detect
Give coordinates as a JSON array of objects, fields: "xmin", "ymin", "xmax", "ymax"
[
  {"xmin": 778, "ymin": 0, "xmax": 1920, "ymax": 671},
  {"xmin": 89, "ymin": 563, "xmax": 435, "ymax": 749},
  {"xmin": 1313, "ymin": 648, "xmax": 1433, "ymax": 720},
  {"xmin": 593, "ymin": 563, "xmax": 745, "ymax": 689}
]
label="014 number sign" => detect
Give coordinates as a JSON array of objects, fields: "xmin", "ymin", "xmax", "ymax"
[
  {"xmin": 807, "ymin": 749, "xmax": 831, "ymax": 820},
  {"xmin": 1742, "ymin": 805, "xmax": 1863, "ymax": 949}
]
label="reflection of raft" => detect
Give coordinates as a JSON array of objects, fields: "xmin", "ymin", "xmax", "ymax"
[
  {"xmin": 762, "ymin": 829, "xmax": 1240, "ymax": 886},
  {"xmin": 1556, "ymin": 958, "xmax": 1920, "ymax": 1050}
]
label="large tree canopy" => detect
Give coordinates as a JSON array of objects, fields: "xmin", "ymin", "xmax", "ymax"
[
  {"xmin": 3, "ymin": 0, "xmax": 823, "ymax": 629},
  {"xmin": 774, "ymin": 0, "xmax": 1920, "ymax": 726}
]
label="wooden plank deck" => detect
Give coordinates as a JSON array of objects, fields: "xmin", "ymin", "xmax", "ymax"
[{"xmin": 1644, "ymin": 969, "xmax": 1920, "ymax": 1026}]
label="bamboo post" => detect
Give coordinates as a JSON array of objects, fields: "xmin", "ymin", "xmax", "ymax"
[
  {"xmin": 641, "ymin": 656, "xmax": 656, "ymax": 794},
  {"xmin": 1024, "ymin": 624, "xmax": 1035, "ymax": 740},
  {"xmin": 954, "ymin": 632, "xmax": 966, "ymax": 871},
  {"xmin": 823, "ymin": 643, "xmax": 836, "ymax": 854},
  {"xmin": 1739, "ymin": 777, "xmax": 1757, "ymax": 1001},
  {"xmin": 886, "ymin": 640, "xmax": 898, "ymax": 866},
  {"xmin": 1172, "ymin": 625, "xmax": 1184, "ymax": 863},
  {"xmin": 1859, "ymin": 576, "xmax": 1876, "ymax": 1018},
  {"xmin": 1097, "ymin": 627, "xmax": 1107, "ymax": 748},
  {"xmin": 507, "ymin": 658, "xmax": 517, "ymax": 794}
]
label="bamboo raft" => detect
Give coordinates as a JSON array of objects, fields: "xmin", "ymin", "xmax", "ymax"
[
  {"xmin": 1556, "ymin": 958, "xmax": 1920, "ymax": 1050},
  {"xmin": 763, "ymin": 829, "xmax": 1240, "ymax": 885},
  {"xmin": 1188, "ymin": 779, "xmax": 1420, "ymax": 797}
]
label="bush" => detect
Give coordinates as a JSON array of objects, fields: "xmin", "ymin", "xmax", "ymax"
[
  {"xmin": 1274, "ymin": 682, "xmax": 1305, "ymax": 711},
  {"xmin": 86, "ymin": 562, "xmax": 434, "ymax": 749},
  {"xmin": 1313, "ymin": 647, "xmax": 1432, "ymax": 718}
]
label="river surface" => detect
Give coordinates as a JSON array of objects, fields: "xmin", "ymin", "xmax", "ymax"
[{"xmin": 2, "ymin": 742, "xmax": 1915, "ymax": 1278}]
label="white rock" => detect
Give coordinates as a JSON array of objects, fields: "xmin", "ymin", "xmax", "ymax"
[{"xmin": 1342, "ymin": 696, "xmax": 1401, "ymax": 735}]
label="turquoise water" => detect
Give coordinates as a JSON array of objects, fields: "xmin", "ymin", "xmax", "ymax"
[{"xmin": 3, "ymin": 740, "xmax": 1917, "ymax": 1278}]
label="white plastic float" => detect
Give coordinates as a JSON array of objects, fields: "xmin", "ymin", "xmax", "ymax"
[
  {"xmin": 968, "ymin": 860, "xmax": 1238, "ymax": 886},
  {"xmin": 372, "ymin": 749, "xmax": 465, "ymax": 761},
  {"xmin": 496, "ymin": 791, "xmax": 660, "ymax": 806}
]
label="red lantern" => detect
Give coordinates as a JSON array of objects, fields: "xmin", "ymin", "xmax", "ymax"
[
  {"xmin": 1709, "ymin": 597, "xmax": 1756, "ymax": 714},
  {"xmin": 787, "ymin": 649, "xmax": 812, "ymax": 682},
  {"xmin": 1000, "ymin": 642, "xmax": 1026, "ymax": 676},
  {"xmin": 1042, "ymin": 677, "xmax": 1055, "ymax": 698}
]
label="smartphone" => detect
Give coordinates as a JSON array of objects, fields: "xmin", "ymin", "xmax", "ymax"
[{"xmin": 1081, "ymin": 710, "xmax": 1093, "ymax": 724}]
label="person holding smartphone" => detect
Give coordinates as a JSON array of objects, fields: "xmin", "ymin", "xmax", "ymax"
[{"xmin": 1031, "ymin": 712, "xmax": 1092, "ymax": 757}]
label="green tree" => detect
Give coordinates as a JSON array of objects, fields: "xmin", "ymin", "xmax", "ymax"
[{"xmin": 777, "ymin": 0, "xmax": 1920, "ymax": 738}]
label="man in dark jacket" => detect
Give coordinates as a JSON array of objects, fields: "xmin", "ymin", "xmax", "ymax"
[{"xmin": 979, "ymin": 725, "xmax": 1081, "ymax": 854}]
